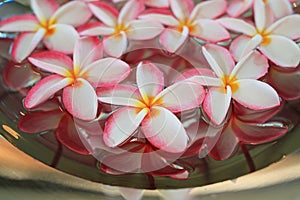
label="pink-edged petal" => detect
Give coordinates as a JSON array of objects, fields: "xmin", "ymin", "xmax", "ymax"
[
  {"xmin": 203, "ymin": 44, "xmax": 235, "ymax": 75},
  {"xmin": 103, "ymin": 32, "xmax": 128, "ymax": 57},
  {"xmin": 118, "ymin": 0, "xmax": 144, "ymax": 24},
  {"xmin": 11, "ymin": 30, "xmax": 45, "ymax": 63},
  {"xmin": 203, "ymin": 86, "xmax": 232, "ymax": 125},
  {"xmin": 24, "ymin": 75, "xmax": 71, "ymax": 109},
  {"xmin": 233, "ymin": 79, "xmax": 280, "ymax": 110},
  {"xmin": 268, "ymin": 66, "xmax": 300, "ymax": 100},
  {"xmin": 174, "ymin": 68, "xmax": 215, "ymax": 82},
  {"xmin": 217, "ymin": 17, "xmax": 256, "ymax": 36},
  {"xmin": 169, "ymin": 0, "xmax": 194, "ymax": 20},
  {"xmin": 136, "ymin": 61, "xmax": 164, "ymax": 101},
  {"xmin": 267, "ymin": 0, "xmax": 293, "ymax": 19},
  {"xmin": 159, "ymin": 27, "xmax": 188, "ymax": 53},
  {"xmin": 55, "ymin": 114, "xmax": 90, "ymax": 155},
  {"xmin": 267, "ymin": 15, "xmax": 300, "ymax": 40},
  {"xmin": 209, "ymin": 120, "xmax": 239, "ymax": 160},
  {"xmin": 84, "ymin": 57, "xmax": 130, "ymax": 87},
  {"xmin": 232, "ymin": 115, "xmax": 288, "ymax": 144},
  {"xmin": 227, "ymin": 0, "xmax": 253, "ymax": 17},
  {"xmin": 238, "ymin": 34, "xmax": 263, "ymax": 59},
  {"xmin": 126, "ymin": 20, "xmax": 163, "ymax": 40},
  {"xmin": 52, "ymin": 1, "xmax": 92, "ymax": 27},
  {"xmin": 188, "ymin": 76, "xmax": 223, "ymax": 87},
  {"xmin": 229, "ymin": 35, "xmax": 253, "ymax": 61},
  {"xmin": 31, "ymin": 0, "xmax": 58, "ymax": 22},
  {"xmin": 202, "ymin": 46, "xmax": 225, "ymax": 78},
  {"xmin": 79, "ymin": 24, "xmax": 115, "ymax": 36},
  {"xmin": 190, "ymin": 0, "xmax": 227, "ymax": 20},
  {"xmin": 139, "ymin": 13, "xmax": 179, "ymax": 26},
  {"xmin": 97, "ymin": 84, "xmax": 142, "ymax": 106},
  {"xmin": 88, "ymin": 2, "xmax": 118, "ymax": 27},
  {"xmin": 62, "ymin": 78, "xmax": 98, "ymax": 120},
  {"xmin": 253, "ymin": 0, "xmax": 267, "ymax": 32},
  {"xmin": 156, "ymin": 80, "xmax": 205, "ymax": 112},
  {"xmin": 192, "ymin": 19, "xmax": 230, "ymax": 43},
  {"xmin": 231, "ymin": 50, "xmax": 268, "ymax": 79},
  {"xmin": 258, "ymin": 35, "xmax": 300, "ymax": 67},
  {"xmin": 28, "ymin": 51, "xmax": 73, "ymax": 75},
  {"xmin": 18, "ymin": 110, "xmax": 63, "ymax": 133},
  {"xmin": 0, "ymin": 14, "xmax": 38, "ymax": 32},
  {"xmin": 103, "ymin": 107, "xmax": 148, "ymax": 147},
  {"xmin": 43, "ymin": 24, "xmax": 79, "ymax": 54},
  {"xmin": 145, "ymin": 0, "xmax": 169, "ymax": 8},
  {"xmin": 73, "ymin": 36, "xmax": 103, "ymax": 68},
  {"xmin": 141, "ymin": 106, "xmax": 189, "ymax": 153}
]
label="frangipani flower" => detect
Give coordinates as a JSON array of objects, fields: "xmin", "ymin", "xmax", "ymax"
[
  {"xmin": 188, "ymin": 44, "xmax": 280, "ymax": 125},
  {"xmin": 112, "ymin": 0, "xmax": 169, "ymax": 8},
  {"xmin": 98, "ymin": 61, "xmax": 205, "ymax": 153},
  {"xmin": 219, "ymin": 0, "xmax": 300, "ymax": 67},
  {"xmin": 139, "ymin": 0, "xmax": 230, "ymax": 53},
  {"xmin": 79, "ymin": 0, "xmax": 163, "ymax": 57},
  {"xmin": 0, "ymin": 0, "xmax": 92, "ymax": 63},
  {"xmin": 227, "ymin": 0, "xmax": 294, "ymax": 18},
  {"xmin": 24, "ymin": 37, "xmax": 130, "ymax": 120}
]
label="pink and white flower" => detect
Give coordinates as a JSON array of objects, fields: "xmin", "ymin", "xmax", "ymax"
[
  {"xmin": 0, "ymin": 0, "xmax": 92, "ymax": 63},
  {"xmin": 139, "ymin": 0, "xmax": 230, "ymax": 53},
  {"xmin": 98, "ymin": 61, "xmax": 205, "ymax": 153},
  {"xmin": 187, "ymin": 44, "xmax": 280, "ymax": 125},
  {"xmin": 227, "ymin": 0, "xmax": 294, "ymax": 18},
  {"xmin": 112, "ymin": 0, "xmax": 169, "ymax": 8},
  {"xmin": 219, "ymin": 0, "xmax": 300, "ymax": 67},
  {"xmin": 79, "ymin": 0, "xmax": 163, "ymax": 57},
  {"xmin": 24, "ymin": 37, "xmax": 130, "ymax": 120}
]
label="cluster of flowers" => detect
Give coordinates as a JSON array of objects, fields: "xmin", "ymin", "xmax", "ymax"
[{"xmin": 1, "ymin": 0, "xmax": 299, "ymax": 179}]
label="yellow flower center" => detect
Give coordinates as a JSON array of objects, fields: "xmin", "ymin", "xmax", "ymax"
[
  {"xmin": 135, "ymin": 95, "xmax": 163, "ymax": 117},
  {"xmin": 64, "ymin": 65, "xmax": 89, "ymax": 87},
  {"xmin": 114, "ymin": 23, "xmax": 129, "ymax": 35},
  {"xmin": 39, "ymin": 19, "xmax": 57, "ymax": 36},
  {"xmin": 220, "ymin": 75, "xmax": 239, "ymax": 93},
  {"xmin": 256, "ymin": 30, "xmax": 272, "ymax": 46}
]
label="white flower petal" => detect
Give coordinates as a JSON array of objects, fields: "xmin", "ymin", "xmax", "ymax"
[
  {"xmin": 217, "ymin": 17, "xmax": 256, "ymax": 36},
  {"xmin": 126, "ymin": 20, "xmax": 163, "ymax": 40},
  {"xmin": 103, "ymin": 32, "xmax": 128, "ymax": 57},
  {"xmin": 190, "ymin": 0, "xmax": 227, "ymax": 20},
  {"xmin": 31, "ymin": 0, "xmax": 58, "ymax": 22}
]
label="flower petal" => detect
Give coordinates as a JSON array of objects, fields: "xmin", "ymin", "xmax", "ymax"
[
  {"xmin": 103, "ymin": 107, "xmax": 148, "ymax": 147},
  {"xmin": 267, "ymin": 15, "xmax": 300, "ymax": 40},
  {"xmin": 141, "ymin": 106, "xmax": 188, "ymax": 153},
  {"xmin": 11, "ymin": 30, "xmax": 45, "ymax": 63},
  {"xmin": 156, "ymin": 80, "xmax": 205, "ymax": 112},
  {"xmin": 29, "ymin": 51, "xmax": 73, "ymax": 75},
  {"xmin": 203, "ymin": 86, "xmax": 232, "ymax": 125},
  {"xmin": 258, "ymin": 35, "xmax": 300, "ymax": 67},
  {"xmin": 267, "ymin": 0, "xmax": 293, "ymax": 19},
  {"xmin": 227, "ymin": 0, "xmax": 253, "ymax": 17},
  {"xmin": 24, "ymin": 75, "xmax": 71, "ymax": 109},
  {"xmin": 136, "ymin": 61, "xmax": 164, "ymax": 101},
  {"xmin": 103, "ymin": 32, "xmax": 128, "ymax": 57},
  {"xmin": 159, "ymin": 27, "xmax": 188, "ymax": 53},
  {"xmin": 232, "ymin": 79, "xmax": 280, "ymax": 110},
  {"xmin": 97, "ymin": 84, "xmax": 142, "ymax": 106},
  {"xmin": 217, "ymin": 17, "xmax": 256, "ymax": 36},
  {"xmin": 174, "ymin": 68, "xmax": 215, "ymax": 82},
  {"xmin": 73, "ymin": 36, "xmax": 103, "ymax": 69},
  {"xmin": 31, "ymin": 0, "xmax": 58, "ymax": 22},
  {"xmin": 139, "ymin": 13, "xmax": 179, "ymax": 26},
  {"xmin": 203, "ymin": 44, "xmax": 235, "ymax": 75},
  {"xmin": 231, "ymin": 50, "xmax": 268, "ymax": 79},
  {"xmin": 43, "ymin": 24, "xmax": 79, "ymax": 54},
  {"xmin": 188, "ymin": 76, "xmax": 223, "ymax": 86},
  {"xmin": 190, "ymin": 0, "xmax": 227, "ymax": 20},
  {"xmin": 79, "ymin": 23, "xmax": 115, "ymax": 36},
  {"xmin": 52, "ymin": 1, "xmax": 92, "ymax": 27},
  {"xmin": 253, "ymin": 0, "xmax": 267, "ymax": 32},
  {"xmin": 62, "ymin": 78, "xmax": 98, "ymax": 120},
  {"xmin": 202, "ymin": 46, "xmax": 225, "ymax": 77},
  {"xmin": 0, "ymin": 14, "xmax": 38, "ymax": 32},
  {"xmin": 192, "ymin": 19, "xmax": 230, "ymax": 42},
  {"xmin": 169, "ymin": 0, "xmax": 194, "ymax": 20},
  {"xmin": 126, "ymin": 20, "xmax": 163, "ymax": 40},
  {"xmin": 229, "ymin": 35, "xmax": 254, "ymax": 61},
  {"xmin": 118, "ymin": 0, "xmax": 144, "ymax": 24},
  {"xmin": 88, "ymin": 2, "xmax": 118, "ymax": 27}
]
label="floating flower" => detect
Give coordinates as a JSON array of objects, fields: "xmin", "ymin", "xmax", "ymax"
[
  {"xmin": 0, "ymin": 0, "xmax": 92, "ymax": 63},
  {"xmin": 139, "ymin": 0, "xmax": 230, "ymax": 53},
  {"xmin": 227, "ymin": 0, "xmax": 294, "ymax": 18},
  {"xmin": 112, "ymin": 0, "xmax": 169, "ymax": 8},
  {"xmin": 98, "ymin": 61, "xmax": 205, "ymax": 153},
  {"xmin": 79, "ymin": 0, "xmax": 163, "ymax": 57},
  {"xmin": 187, "ymin": 44, "xmax": 280, "ymax": 125},
  {"xmin": 219, "ymin": 0, "xmax": 300, "ymax": 67},
  {"xmin": 24, "ymin": 36, "xmax": 130, "ymax": 120}
]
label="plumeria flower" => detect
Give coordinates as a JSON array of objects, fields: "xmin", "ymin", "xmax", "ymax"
[
  {"xmin": 112, "ymin": 0, "xmax": 169, "ymax": 8},
  {"xmin": 218, "ymin": 0, "xmax": 300, "ymax": 67},
  {"xmin": 227, "ymin": 0, "xmax": 294, "ymax": 18},
  {"xmin": 139, "ymin": 0, "xmax": 230, "ymax": 53},
  {"xmin": 98, "ymin": 61, "xmax": 205, "ymax": 153},
  {"xmin": 187, "ymin": 44, "xmax": 280, "ymax": 125},
  {"xmin": 24, "ymin": 37, "xmax": 130, "ymax": 120},
  {"xmin": 79, "ymin": 0, "xmax": 163, "ymax": 57},
  {"xmin": 0, "ymin": 0, "xmax": 92, "ymax": 63}
]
